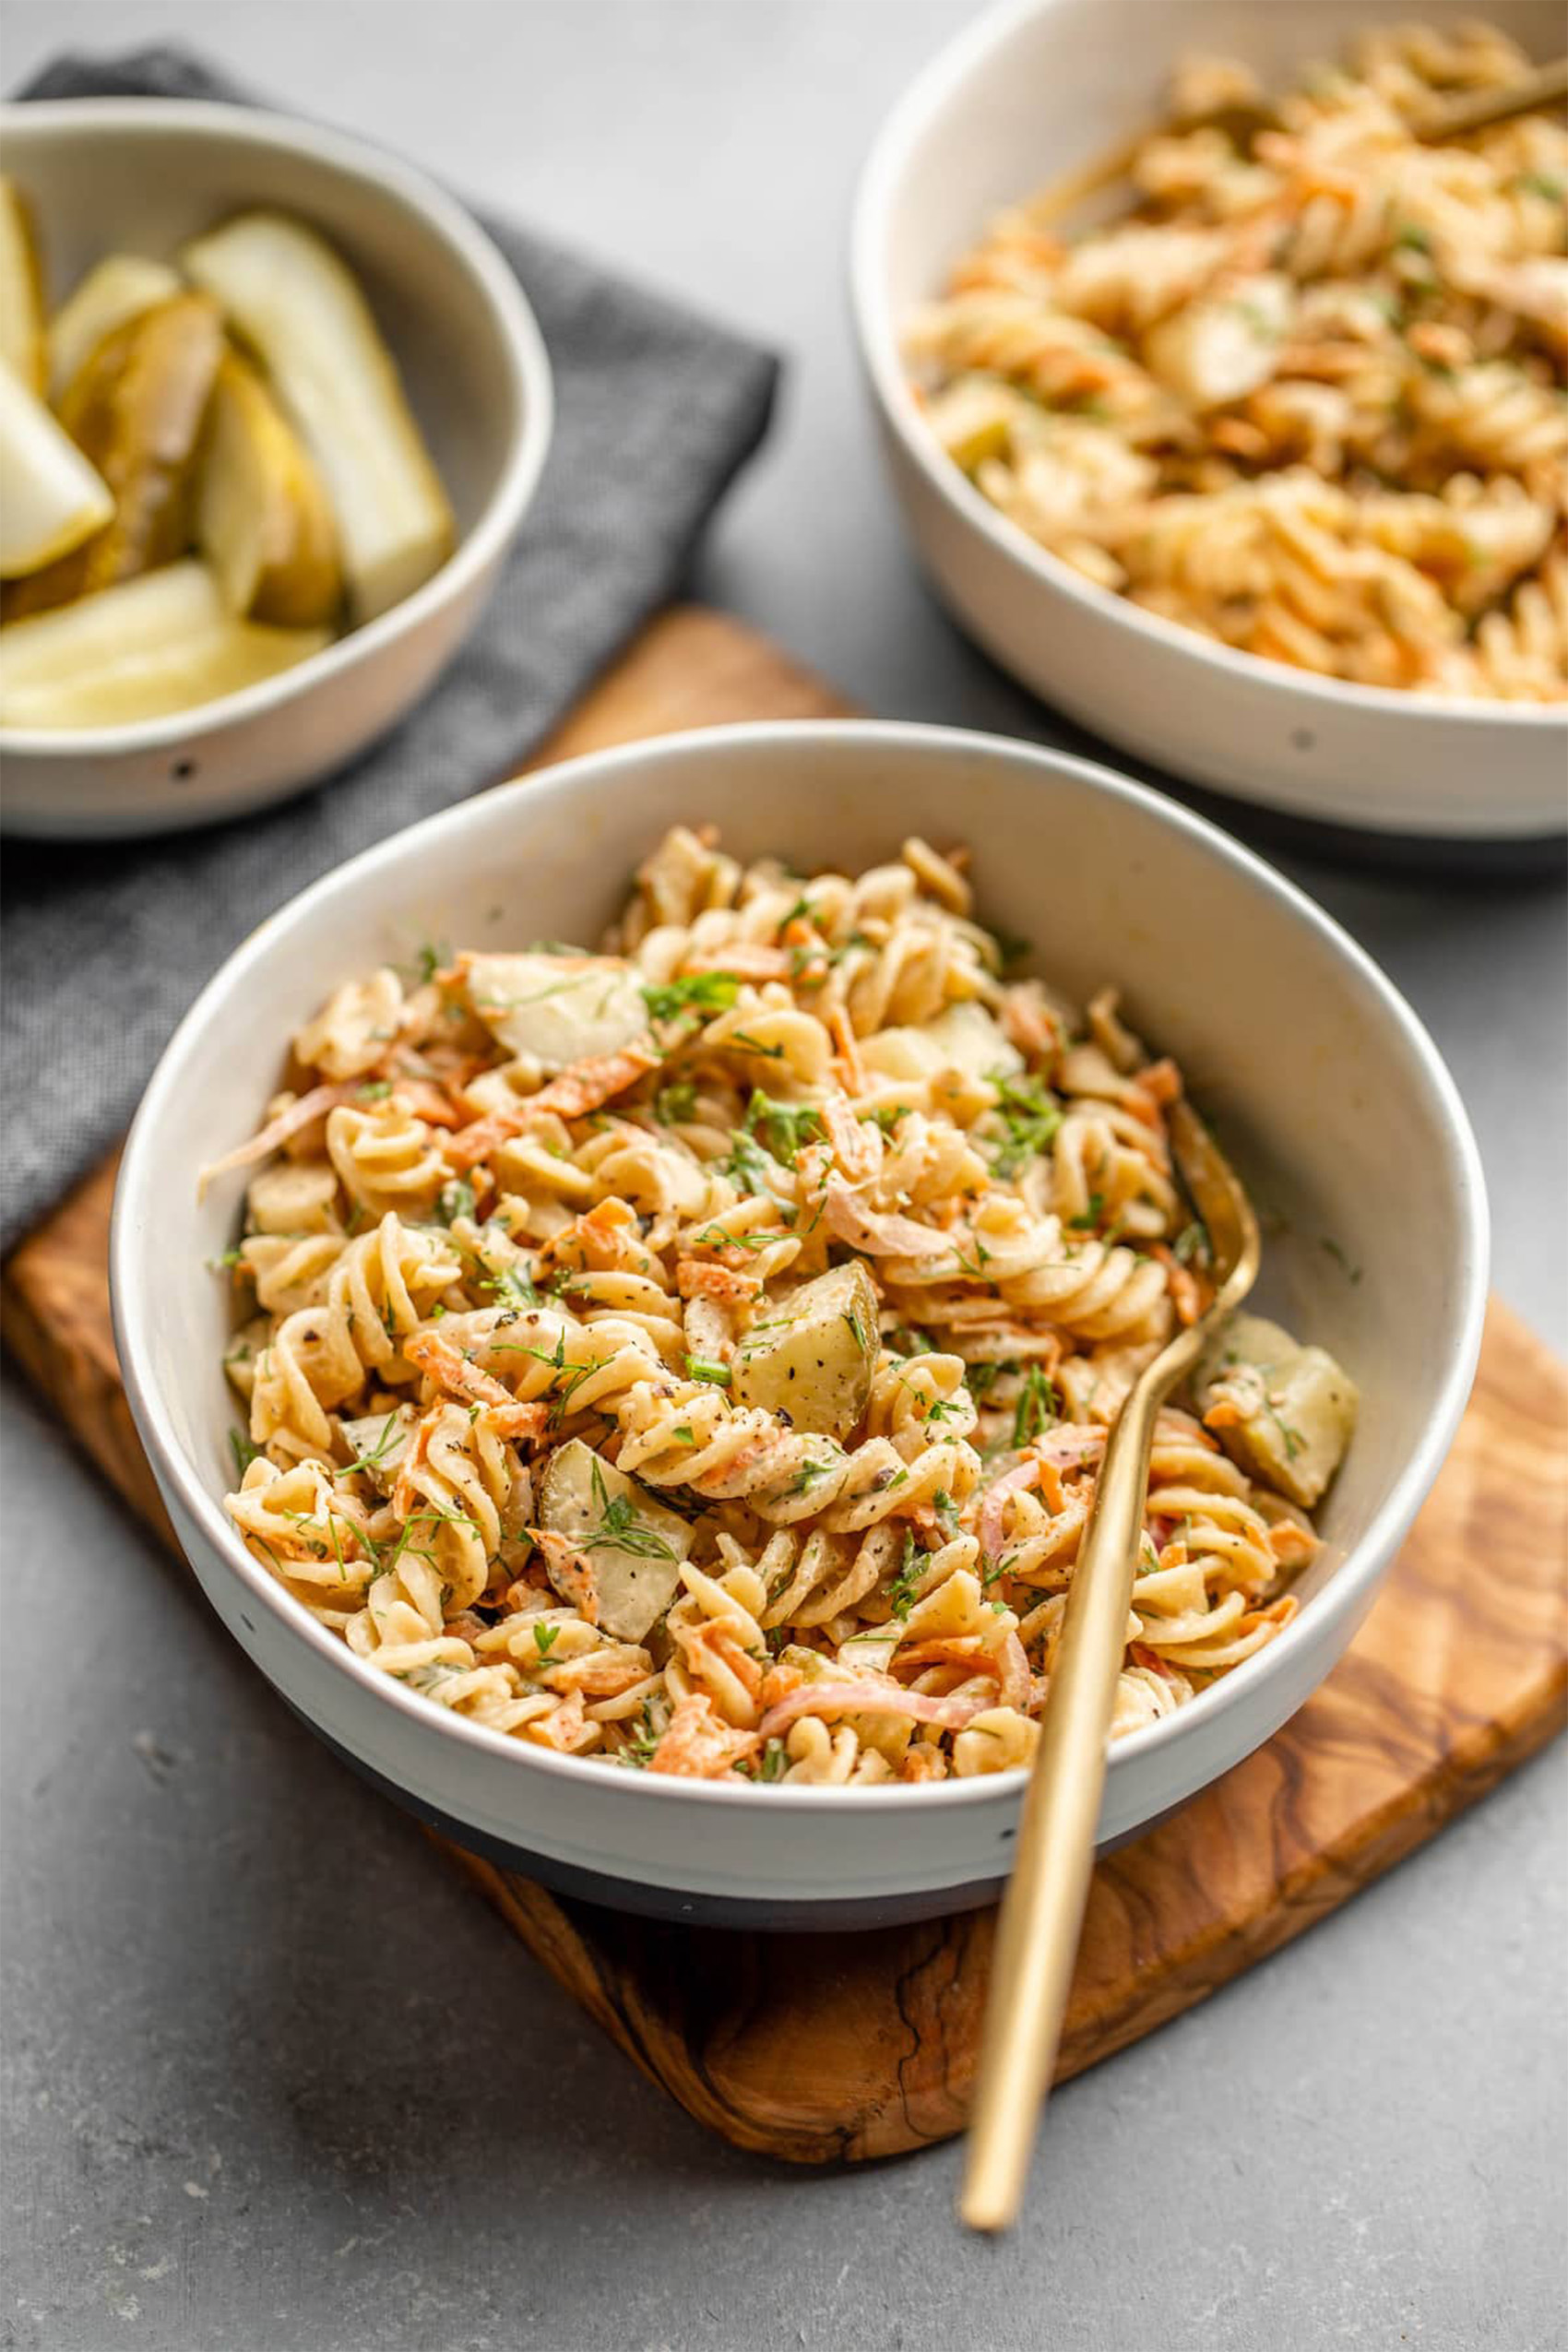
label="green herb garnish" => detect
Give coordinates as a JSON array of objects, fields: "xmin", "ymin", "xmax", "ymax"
[
  {"xmin": 986, "ymin": 1070, "xmax": 1063, "ymax": 1178},
  {"xmin": 228, "ymin": 1427, "xmax": 261, "ymax": 1479},
  {"xmin": 1172, "ymin": 1219, "xmax": 1209, "ymax": 1265},
  {"xmin": 1320, "ymin": 1236, "xmax": 1362, "ymax": 1286},
  {"xmin": 742, "ymin": 1089, "xmax": 826, "ymax": 1165},
  {"xmin": 641, "ymin": 970, "xmax": 741, "ymax": 1024},
  {"xmin": 653, "ymin": 1079, "xmax": 699, "ymax": 1126},
  {"xmin": 586, "ymin": 1458, "xmax": 679, "ymax": 1561},
  {"xmin": 436, "ymin": 1177, "xmax": 476, "ymax": 1226},
  {"xmin": 1012, "ymin": 1365, "xmax": 1059, "ymax": 1450},
  {"xmin": 338, "ymin": 1411, "xmax": 403, "ymax": 1482},
  {"xmin": 950, "ymin": 1239, "xmax": 993, "ymax": 1277},
  {"xmin": 888, "ymin": 1531, "xmax": 925, "ymax": 1621}
]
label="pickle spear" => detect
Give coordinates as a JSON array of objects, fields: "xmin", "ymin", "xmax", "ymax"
[
  {"xmin": 0, "ymin": 356, "xmax": 113, "ymax": 578},
  {"xmin": 48, "ymin": 253, "xmax": 182, "ymax": 401},
  {"xmin": 0, "ymin": 560, "xmax": 222, "ymax": 694},
  {"xmin": 182, "ymin": 212, "xmax": 453, "ymax": 622},
  {"xmin": 0, "ymin": 614, "xmax": 330, "ymax": 729},
  {"xmin": 4, "ymin": 291, "xmax": 224, "ymax": 618},
  {"xmin": 0, "ymin": 177, "xmax": 45, "ymax": 393},
  {"xmin": 196, "ymin": 349, "xmax": 342, "ymax": 626}
]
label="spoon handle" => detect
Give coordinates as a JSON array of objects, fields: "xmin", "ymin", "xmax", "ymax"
[
  {"xmin": 958, "ymin": 1381, "xmax": 1163, "ymax": 2234},
  {"xmin": 1421, "ymin": 57, "xmax": 1567, "ymax": 141}
]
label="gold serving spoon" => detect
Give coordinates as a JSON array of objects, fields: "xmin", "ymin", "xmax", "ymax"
[
  {"xmin": 1027, "ymin": 60, "xmax": 1566, "ymax": 232},
  {"xmin": 1194, "ymin": 55, "xmax": 1568, "ymax": 152},
  {"xmin": 959, "ymin": 1099, "xmax": 1260, "ymax": 2234}
]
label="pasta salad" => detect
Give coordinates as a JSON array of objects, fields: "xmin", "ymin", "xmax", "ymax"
[
  {"xmin": 213, "ymin": 826, "xmax": 1357, "ymax": 1788},
  {"xmin": 909, "ymin": 19, "xmax": 1568, "ymax": 699}
]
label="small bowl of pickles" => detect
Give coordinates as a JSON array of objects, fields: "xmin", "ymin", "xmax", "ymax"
[{"xmin": 0, "ymin": 99, "xmax": 552, "ymax": 838}]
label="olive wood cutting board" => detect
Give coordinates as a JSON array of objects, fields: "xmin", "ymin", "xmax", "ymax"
[{"xmin": 4, "ymin": 604, "xmax": 1565, "ymax": 2165}]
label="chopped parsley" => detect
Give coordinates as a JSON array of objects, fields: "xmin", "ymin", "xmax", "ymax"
[
  {"xmin": 338, "ymin": 1411, "xmax": 403, "ymax": 1482},
  {"xmin": 587, "ymin": 1459, "xmax": 678, "ymax": 1561},
  {"xmin": 641, "ymin": 970, "xmax": 742, "ymax": 1024},
  {"xmin": 742, "ymin": 1089, "xmax": 825, "ymax": 1165},
  {"xmin": 410, "ymin": 938, "xmax": 452, "ymax": 985},
  {"xmin": 1320, "ymin": 1236, "xmax": 1363, "ymax": 1286},
  {"xmin": 889, "ymin": 1325, "xmax": 935, "ymax": 1357},
  {"xmin": 618, "ymin": 1705, "xmax": 663, "ymax": 1770},
  {"xmin": 228, "ymin": 1427, "xmax": 261, "ymax": 1479},
  {"xmin": 888, "ymin": 1531, "xmax": 925, "ymax": 1621},
  {"xmin": 491, "ymin": 1330, "xmax": 598, "ymax": 1422},
  {"xmin": 687, "ymin": 1222, "xmax": 783, "ymax": 1253},
  {"xmin": 653, "ymin": 1079, "xmax": 699, "ymax": 1126},
  {"xmin": 986, "ymin": 1070, "xmax": 1063, "ymax": 1178},
  {"xmin": 436, "ymin": 1177, "xmax": 476, "ymax": 1226},
  {"xmin": 480, "ymin": 1263, "xmax": 540, "ymax": 1311},
  {"xmin": 721, "ymin": 1127, "xmax": 778, "ymax": 1195},
  {"xmin": 1012, "ymin": 1365, "xmax": 1059, "ymax": 1450},
  {"xmin": 950, "ymin": 1239, "xmax": 993, "ymax": 1278},
  {"xmin": 790, "ymin": 1456, "xmax": 834, "ymax": 1495}
]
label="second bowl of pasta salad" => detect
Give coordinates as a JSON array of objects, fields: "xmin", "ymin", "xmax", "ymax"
[{"xmin": 852, "ymin": 0, "xmax": 1567, "ymax": 841}]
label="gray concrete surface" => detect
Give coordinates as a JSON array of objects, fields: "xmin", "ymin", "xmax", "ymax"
[{"xmin": 4, "ymin": 5, "xmax": 1565, "ymax": 2347}]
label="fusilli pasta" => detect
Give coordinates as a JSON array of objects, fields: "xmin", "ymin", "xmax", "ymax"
[
  {"xmin": 212, "ymin": 826, "xmax": 1358, "ymax": 1786},
  {"xmin": 909, "ymin": 21, "xmax": 1568, "ymax": 698}
]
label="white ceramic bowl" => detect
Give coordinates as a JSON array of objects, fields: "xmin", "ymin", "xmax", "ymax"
[
  {"xmin": 0, "ymin": 99, "xmax": 552, "ymax": 841},
  {"xmin": 112, "ymin": 722, "xmax": 1488, "ymax": 1927},
  {"xmin": 852, "ymin": 0, "xmax": 1568, "ymax": 842}
]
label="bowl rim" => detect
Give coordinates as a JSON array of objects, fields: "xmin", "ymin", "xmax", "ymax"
[
  {"xmin": 112, "ymin": 717, "xmax": 1491, "ymax": 1817},
  {"xmin": 0, "ymin": 95, "xmax": 554, "ymax": 756},
  {"xmin": 848, "ymin": 0, "xmax": 1567, "ymax": 735}
]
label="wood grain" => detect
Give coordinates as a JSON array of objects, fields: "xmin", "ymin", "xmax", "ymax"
[{"xmin": 5, "ymin": 601, "xmax": 1564, "ymax": 2165}]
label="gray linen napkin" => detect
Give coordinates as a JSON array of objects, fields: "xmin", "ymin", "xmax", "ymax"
[{"xmin": 0, "ymin": 47, "xmax": 779, "ymax": 1255}]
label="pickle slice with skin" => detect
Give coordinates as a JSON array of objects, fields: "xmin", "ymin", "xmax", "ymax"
[
  {"xmin": 182, "ymin": 211, "xmax": 454, "ymax": 624},
  {"xmin": 0, "ymin": 614, "xmax": 329, "ymax": 729},
  {"xmin": 196, "ymin": 349, "xmax": 342, "ymax": 626},
  {"xmin": 0, "ymin": 177, "xmax": 45, "ymax": 393},
  {"xmin": 47, "ymin": 253, "xmax": 182, "ymax": 401},
  {"xmin": 0, "ymin": 560, "xmax": 222, "ymax": 695},
  {"xmin": 0, "ymin": 355, "xmax": 113, "ymax": 578},
  {"xmin": 4, "ymin": 291, "xmax": 225, "ymax": 618}
]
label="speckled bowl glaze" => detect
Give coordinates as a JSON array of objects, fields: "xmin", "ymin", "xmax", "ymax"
[
  {"xmin": 0, "ymin": 99, "xmax": 552, "ymax": 840},
  {"xmin": 851, "ymin": 0, "xmax": 1567, "ymax": 841},
  {"xmin": 112, "ymin": 722, "xmax": 1488, "ymax": 1926}
]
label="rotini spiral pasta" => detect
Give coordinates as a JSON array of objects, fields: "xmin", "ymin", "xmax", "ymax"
[
  {"xmin": 910, "ymin": 21, "xmax": 1568, "ymax": 700},
  {"xmin": 214, "ymin": 826, "xmax": 1356, "ymax": 1785}
]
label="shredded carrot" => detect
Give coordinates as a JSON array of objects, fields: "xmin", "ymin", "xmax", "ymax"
[
  {"xmin": 196, "ymin": 1083, "xmax": 351, "ymax": 1197},
  {"xmin": 829, "ymin": 1005, "xmax": 865, "ymax": 1094}
]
